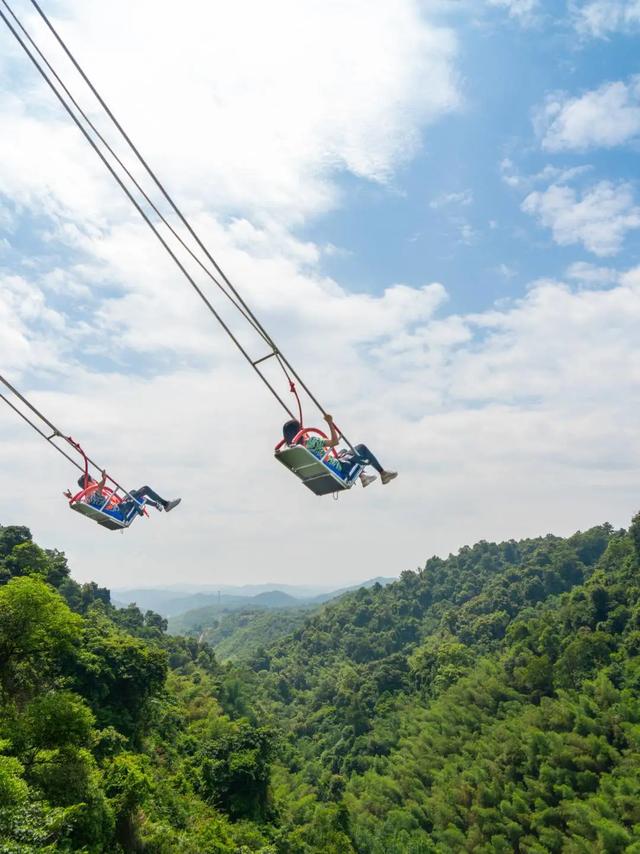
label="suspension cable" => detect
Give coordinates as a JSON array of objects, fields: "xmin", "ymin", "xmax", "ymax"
[
  {"xmin": 23, "ymin": 0, "xmax": 354, "ymax": 450},
  {"xmin": 0, "ymin": 0, "xmax": 272, "ymax": 346},
  {"xmin": 0, "ymin": 389, "xmax": 83, "ymax": 472},
  {"xmin": 0, "ymin": 2, "xmax": 297, "ymax": 421},
  {"xmin": 0, "ymin": 373, "xmax": 137, "ymax": 499}
]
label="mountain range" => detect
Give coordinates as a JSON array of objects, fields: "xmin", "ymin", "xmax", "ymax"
[{"xmin": 113, "ymin": 576, "xmax": 396, "ymax": 618}]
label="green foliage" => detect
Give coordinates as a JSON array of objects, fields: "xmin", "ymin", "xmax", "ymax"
[
  {"xmin": 188, "ymin": 717, "xmax": 273, "ymax": 820},
  {"xmin": 1, "ymin": 517, "xmax": 640, "ymax": 852},
  {"xmin": 408, "ymin": 634, "xmax": 473, "ymax": 696},
  {"xmin": 0, "ymin": 524, "xmax": 274, "ymax": 853},
  {"xmin": 0, "ymin": 756, "xmax": 27, "ymax": 806},
  {"xmin": 174, "ymin": 607, "xmax": 314, "ymax": 663},
  {"xmin": 0, "ymin": 576, "xmax": 81, "ymax": 696},
  {"xmin": 249, "ymin": 521, "xmax": 640, "ymax": 852},
  {"xmin": 73, "ymin": 616, "xmax": 167, "ymax": 737}
]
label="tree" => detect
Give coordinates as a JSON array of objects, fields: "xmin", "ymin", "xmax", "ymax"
[{"xmin": 0, "ymin": 576, "xmax": 81, "ymax": 695}]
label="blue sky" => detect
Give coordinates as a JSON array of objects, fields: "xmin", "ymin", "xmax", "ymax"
[
  {"xmin": 305, "ymin": 3, "xmax": 640, "ymax": 312},
  {"xmin": 1, "ymin": 0, "xmax": 640, "ymax": 588}
]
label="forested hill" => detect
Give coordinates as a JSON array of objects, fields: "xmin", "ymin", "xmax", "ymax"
[
  {"xmin": 254, "ymin": 517, "xmax": 640, "ymax": 852},
  {"xmin": 1, "ymin": 516, "xmax": 640, "ymax": 852}
]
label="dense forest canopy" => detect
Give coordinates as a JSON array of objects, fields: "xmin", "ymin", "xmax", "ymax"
[{"xmin": 1, "ymin": 514, "xmax": 639, "ymax": 852}]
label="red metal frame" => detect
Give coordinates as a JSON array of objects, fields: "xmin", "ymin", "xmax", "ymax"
[{"xmin": 70, "ymin": 482, "xmax": 119, "ymax": 508}]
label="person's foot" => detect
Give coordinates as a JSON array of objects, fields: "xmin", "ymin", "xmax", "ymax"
[
  {"xmin": 381, "ymin": 471, "xmax": 398, "ymax": 485},
  {"xmin": 164, "ymin": 498, "xmax": 182, "ymax": 512},
  {"xmin": 360, "ymin": 473, "xmax": 377, "ymax": 488}
]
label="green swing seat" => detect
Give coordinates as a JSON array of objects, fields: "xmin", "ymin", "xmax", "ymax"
[{"xmin": 274, "ymin": 428, "xmax": 362, "ymax": 496}]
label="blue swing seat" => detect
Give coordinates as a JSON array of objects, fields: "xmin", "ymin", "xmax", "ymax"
[{"xmin": 69, "ymin": 485, "xmax": 146, "ymax": 531}]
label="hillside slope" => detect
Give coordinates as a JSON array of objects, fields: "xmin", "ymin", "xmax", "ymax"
[
  {"xmin": 252, "ymin": 518, "xmax": 640, "ymax": 852},
  {"xmin": 2, "ymin": 516, "xmax": 639, "ymax": 853}
]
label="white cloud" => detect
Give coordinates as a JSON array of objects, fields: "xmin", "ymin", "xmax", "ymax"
[
  {"xmin": 537, "ymin": 77, "xmax": 640, "ymax": 151},
  {"xmin": 572, "ymin": 0, "xmax": 640, "ymax": 36},
  {"xmin": 500, "ymin": 158, "xmax": 591, "ymax": 191},
  {"xmin": 522, "ymin": 181, "xmax": 640, "ymax": 256},
  {"xmin": 496, "ymin": 263, "xmax": 517, "ymax": 278},
  {"xmin": 456, "ymin": 220, "xmax": 478, "ymax": 244},
  {"xmin": 0, "ymin": 274, "xmax": 69, "ymax": 372},
  {"xmin": 4, "ymin": 257, "xmax": 640, "ymax": 587},
  {"xmin": 488, "ymin": 0, "xmax": 539, "ymax": 24},
  {"xmin": 0, "ymin": 202, "xmax": 15, "ymax": 233},
  {"xmin": 429, "ymin": 191, "xmax": 476, "ymax": 244},
  {"xmin": 2, "ymin": 0, "xmax": 458, "ymax": 227},
  {"xmin": 430, "ymin": 189, "xmax": 473, "ymax": 208},
  {"xmin": 565, "ymin": 261, "xmax": 619, "ymax": 285}
]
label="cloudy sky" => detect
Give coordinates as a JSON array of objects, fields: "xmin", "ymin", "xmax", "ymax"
[{"xmin": 1, "ymin": 0, "xmax": 639, "ymax": 589}]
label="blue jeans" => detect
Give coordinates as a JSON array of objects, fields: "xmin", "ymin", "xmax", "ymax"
[
  {"xmin": 341, "ymin": 443, "xmax": 384, "ymax": 475},
  {"xmin": 119, "ymin": 485, "xmax": 166, "ymax": 517}
]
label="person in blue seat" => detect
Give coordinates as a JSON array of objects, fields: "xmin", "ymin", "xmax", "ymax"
[
  {"xmin": 65, "ymin": 472, "xmax": 181, "ymax": 516},
  {"xmin": 282, "ymin": 413, "xmax": 398, "ymax": 488},
  {"xmin": 64, "ymin": 469, "xmax": 111, "ymax": 510}
]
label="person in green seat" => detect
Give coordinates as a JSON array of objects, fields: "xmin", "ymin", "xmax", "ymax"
[{"xmin": 282, "ymin": 413, "xmax": 398, "ymax": 488}]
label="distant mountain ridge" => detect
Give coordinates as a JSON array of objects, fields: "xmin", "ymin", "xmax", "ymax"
[{"xmin": 114, "ymin": 577, "xmax": 396, "ymax": 619}]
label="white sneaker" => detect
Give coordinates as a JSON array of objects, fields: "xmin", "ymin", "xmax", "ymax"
[
  {"xmin": 360, "ymin": 474, "xmax": 377, "ymax": 488},
  {"xmin": 381, "ymin": 471, "xmax": 398, "ymax": 485}
]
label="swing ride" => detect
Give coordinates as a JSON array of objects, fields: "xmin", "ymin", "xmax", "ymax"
[
  {"xmin": 0, "ymin": 0, "xmax": 396, "ymax": 523},
  {"xmin": 0, "ymin": 373, "xmax": 148, "ymax": 530},
  {"xmin": 275, "ymin": 428, "xmax": 364, "ymax": 496}
]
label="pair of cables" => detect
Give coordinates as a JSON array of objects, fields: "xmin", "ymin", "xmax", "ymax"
[
  {"xmin": 0, "ymin": 0, "xmax": 354, "ymax": 450},
  {"xmin": 0, "ymin": 372, "xmax": 139, "ymax": 502}
]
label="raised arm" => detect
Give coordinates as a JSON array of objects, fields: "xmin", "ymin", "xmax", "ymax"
[
  {"xmin": 322, "ymin": 413, "xmax": 340, "ymax": 448},
  {"xmin": 97, "ymin": 469, "xmax": 108, "ymax": 492}
]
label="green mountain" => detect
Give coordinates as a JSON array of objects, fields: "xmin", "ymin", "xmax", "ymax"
[
  {"xmin": 112, "ymin": 582, "xmax": 348, "ymax": 610},
  {"xmin": 309, "ymin": 576, "xmax": 397, "ymax": 603},
  {"xmin": 114, "ymin": 590, "xmax": 287, "ymax": 618},
  {"xmin": 194, "ymin": 608, "xmax": 314, "ymax": 663},
  {"xmin": 2, "ymin": 516, "xmax": 640, "ymax": 852},
  {"xmin": 118, "ymin": 577, "xmax": 397, "ymax": 621},
  {"xmin": 256, "ymin": 520, "xmax": 640, "ymax": 852},
  {"xmin": 167, "ymin": 578, "xmax": 398, "ymax": 660}
]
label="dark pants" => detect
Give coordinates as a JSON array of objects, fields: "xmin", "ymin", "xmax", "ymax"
[
  {"xmin": 342, "ymin": 443, "xmax": 384, "ymax": 475},
  {"xmin": 119, "ymin": 485, "xmax": 166, "ymax": 517}
]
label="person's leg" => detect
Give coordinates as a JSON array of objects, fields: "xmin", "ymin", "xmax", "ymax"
[
  {"xmin": 130, "ymin": 486, "xmax": 169, "ymax": 510},
  {"xmin": 117, "ymin": 490, "xmax": 152, "ymax": 518},
  {"xmin": 134, "ymin": 486, "xmax": 182, "ymax": 513},
  {"xmin": 352, "ymin": 444, "xmax": 398, "ymax": 485},
  {"xmin": 135, "ymin": 485, "xmax": 166, "ymax": 506},
  {"xmin": 339, "ymin": 444, "xmax": 377, "ymax": 487},
  {"xmin": 117, "ymin": 499, "xmax": 133, "ymax": 517},
  {"xmin": 353, "ymin": 444, "xmax": 384, "ymax": 475}
]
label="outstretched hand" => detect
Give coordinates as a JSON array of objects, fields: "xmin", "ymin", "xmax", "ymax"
[
  {"xmin": 323, "ymin": 413, "xmax": 334, "ymax": 424},
  {"xmin": 63, "ymin": 489, "xmax": 73, "ymax": 499}
]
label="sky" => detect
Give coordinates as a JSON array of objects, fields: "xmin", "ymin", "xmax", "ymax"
[{"xmin": 1, "ymin": 0, "xmax": 639, "ymax": 589}]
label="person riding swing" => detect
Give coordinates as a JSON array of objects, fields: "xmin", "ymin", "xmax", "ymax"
[
  {"xmin": 65, "ymin": 472, "xmax": 181, "ymax": 519},
  {"xmin": 282, "ymin": 413, "xmax": 398, "ymax": 488}
]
